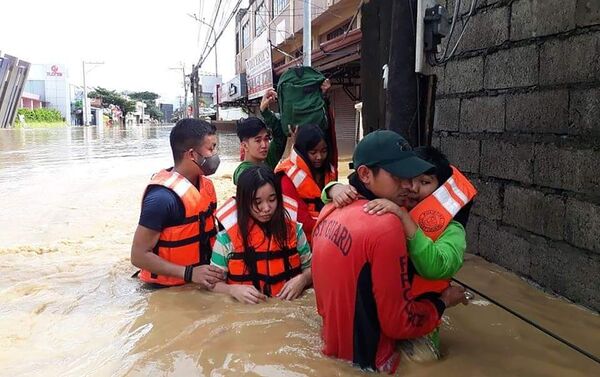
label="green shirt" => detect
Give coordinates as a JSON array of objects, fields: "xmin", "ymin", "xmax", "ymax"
[
  {"xmin": 321, "ymin": 182, "xmax": 466, "ymax": 280},
  {"xmin": 232, "ymin": 108, "xmax": 287, "ymax": 185},
  {"xmin": 407, "ymin": 220, "xmax": 466, "ymax": 280},
  {"xmin": 210, "ymin": 223, "xmax": 312, "ymax": 271}
]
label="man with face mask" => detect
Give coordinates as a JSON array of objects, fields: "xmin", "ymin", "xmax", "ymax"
[{"xmin": 131, "ymin": 119, "xmax": 226, "ymax": 289}]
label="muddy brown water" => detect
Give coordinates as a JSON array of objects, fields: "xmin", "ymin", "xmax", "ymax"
[{"xmin": 1, "ymin": 126, "xmax": 598, "ymax": 376}]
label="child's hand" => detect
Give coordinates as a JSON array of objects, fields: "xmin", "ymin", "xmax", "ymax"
[
  {"xmin": 276, "ymin": 274, "xmax": 308, "ymax": 301},
  {"xmin": 230, "ymin": 285, "xmax": 267, "ymax": 304},
  {"xmin": 363, "ymin": 198, "xmax": 404, "ymax": 217},
  {"xmin": 329, "ymin": 184, "xmax": 358, "ymax": 208}
]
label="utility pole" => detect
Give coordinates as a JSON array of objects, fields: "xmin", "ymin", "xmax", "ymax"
[
  {"xmin": 188, "ymin": 14, "xmax": 220, "ymax": 120},
  {"xmin": 82, "ymin": 61, "xmax": 104, "ymax": 126},
  {"xmin": 169, "ymin": 64, "xmax": 188, "ymax": 118},
  {"xmin": 191, "ymin": 65, "xmax": 201, "ymax": 119},
  {"xmin": 303, "ymin": 0, "xmax": 312, "ymax": 66}
]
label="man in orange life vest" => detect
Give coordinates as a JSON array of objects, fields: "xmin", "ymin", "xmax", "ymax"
[
  {"xmin": 131, "ymin": 119, "xmax": 226, "ymax": 288},
  {"xmin": 311, "ymin": 130, "xmax": 468, "ymax": 373}
]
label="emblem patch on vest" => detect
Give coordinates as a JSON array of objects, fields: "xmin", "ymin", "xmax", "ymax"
[{"xmin": 418, "ymin": 210, "xmax": 445, "ymax": 233}]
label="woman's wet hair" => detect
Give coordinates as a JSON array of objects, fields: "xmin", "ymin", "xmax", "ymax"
[
  {"xmin": 235, "ymin": 165, "xmax": 291, "ymax": 284},
  {"xmin": 414, "ymin": 146, "xmax": 452, "ymax": 185},
  {"xmin": 293, "ymin": 124, "xmax": 329, "ymax": 171},
  {"xmin": 169, "ymin": 118, "xmax": 216, "ymax": 163},
  {"xmin": 236, "ymin": 117, "xmax": 268, "ymax": 141}
]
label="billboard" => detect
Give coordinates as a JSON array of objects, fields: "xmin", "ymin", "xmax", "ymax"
[
  {"xmin": 245, "ymin": 47, "xmax": 273, "ymax": 100},
  {"xmin": 219, "ymin": 74, "xmax": 247, "ymax": 104}
]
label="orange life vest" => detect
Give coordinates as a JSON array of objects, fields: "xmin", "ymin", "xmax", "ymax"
[
  {"xmin": 274, "ymin": 148, "xmax": 337, "ymax": 219},
  {"xmin": 215, "ymin": 196, "xmax": 303, "ymax": 297},
  {"xmin": 139, "ymin": 169, "xmax": 217, "ymax": 286},
  {"xmin": 410, "ymin": 166, "xmax": 477, "ymax": 297}
]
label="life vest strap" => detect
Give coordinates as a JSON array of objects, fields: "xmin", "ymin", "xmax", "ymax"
[
  {"xmin": 227, "ymin": 266, "xmax": 302, "ymax": 285},
  {"xmin": 228, "ymin": 247, "xmax": 299, "ymax": 261},
  {"xmin": 156, "ymin": 227, "xmax": 217, "ymax": 248}
]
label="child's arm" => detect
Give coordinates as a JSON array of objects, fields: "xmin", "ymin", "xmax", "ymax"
[
  {"xmin": 364, "ymin": 199, "xmax": 466, "ymax": 280},
  {"xmin": 407, "ymin": 222, "xmax": 466, "ymax": 280}
]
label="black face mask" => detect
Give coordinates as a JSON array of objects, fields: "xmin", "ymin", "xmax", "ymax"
[{"xmin": 193, "ymin": 153, "xmax": 221, "ymax": 176}]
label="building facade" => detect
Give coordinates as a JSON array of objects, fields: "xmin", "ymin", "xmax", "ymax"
[
  {"xmin": 225, "ymin": 0, "xmax": 363, "ymax": 156},
  {"xmin": 23, "ymin": 64, "xmax": 72, "ymax": 124}
]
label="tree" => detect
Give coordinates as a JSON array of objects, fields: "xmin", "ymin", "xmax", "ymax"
[
  {"xmin": 130, "ymin": 91, "xmax": 163, "ymax": 121},
  {"xmin": 88, "ymin": 87, "xmax": 136, "ymax": 116}
]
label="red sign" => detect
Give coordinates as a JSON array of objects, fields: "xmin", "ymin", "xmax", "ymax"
[{"xmin": 46, "ymin": 65, "xmax": 63, "ymax": 77}]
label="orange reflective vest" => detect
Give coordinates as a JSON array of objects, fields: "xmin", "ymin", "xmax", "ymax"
[
  {"xmin": 274, "ymin": 148, "xmax": 337, "ymax": 219},
  {"xmin": 139, "ymin": 169, "xmax": 217, "ymax": 286},
  {"xmin": 410, "ymin": 166, "xmax": 477, "ymax": 297},
  {"xmin": 215, "ymin": 196, "xmax": 302, "ymax": 297}
]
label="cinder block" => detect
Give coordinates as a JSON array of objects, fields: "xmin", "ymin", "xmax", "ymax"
[
  {"xmin": 565, "ymin": 198, "xmax": 600, "ymax": 254},
  {"xmin": 506, "ymin": 90, "xmax": 569, "ymax": 134},
  {"xmin": 460, "ymin": 95, "xmax": 505, "ymax": 133},
  {"xmin": 471, "ymin": 178, "xmax": 503, "ymax": 220},
  {"xmin": 439, "ymin": 136, "xmax": 481, "ymax": 173},
  {"xmin": 479, "ymin": 221, "xmax": 531, "ymax": 276},
  {"xmin": 511, "ymin": 0, "xmax": 576, "ymax": 40},
  {"xmin": 445, "ymin": 56, "xmax": 484, "ymax": 94},
  {"xmin": 570, "ymin": 87, "xmax": 600, "ymax": 136},
  {"xmin": 465, "ymin": 214, "xmax": 481, "ymax": 254},
  {"xmin": 576, "ymin": 0, "xmax": 600, "ymax": 26},
  {"xmin": 484, "ymin": 45, "xmax": 538, "ymax": 89},
  {"xmin": 540, "ymin": 32, "xmax": 600, "ymax": 85},
  {"xmin": 454, "ymin": 7, "xmax": 509, "ymax": 52},
  {"xmin": 533, "ymin": 144, "xmax": 600, "ymax": 194},
  {"xmin": 434, "ymin": 98, "xmax": 460, "ymax": 132},
  {"xmin": 503, "ymin": 185, "xmax": 565, "ymax": 240},
  {"xmin": 530, "ymin": 237, "xmax": 600, "ymax": 312},
  {"xmin": 481, "ymin": 140, "xmax": 534, "ymax": 183}
]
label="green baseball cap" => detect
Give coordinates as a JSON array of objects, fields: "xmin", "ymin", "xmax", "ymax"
[{"xmin": 351, "ymin": 130, "xmax": 434, "ymax": 179}]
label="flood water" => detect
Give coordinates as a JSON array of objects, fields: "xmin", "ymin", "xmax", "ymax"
[{"xmin": 1, "ymin": 125, "xmax": 599, "ymax": 376}]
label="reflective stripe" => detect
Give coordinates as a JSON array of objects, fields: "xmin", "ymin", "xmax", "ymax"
[
  {"xmin": 220, "ymin": 211, "xmax": 237, "ymax": 230},
  {"xmin": 172, "ymin": 179, "xmax": 192, "ymax": 197},
  {"xmin": 216, "ymin": 198, "xmax": 236, "ymax": 220},
  {"xmin": 446, "ymin": 177, "xmax": 468, "ymax": 205},
  {"xmin": 283, "ymin": 195, "xmax": 298, "ymax": 221},
  {"xmin": 290, "ymin": 149, "xmax": 299, "ymax": 164},
  {"xmin": 432, "ymin": 185, "xmax": 461, "ymax": 216},
  {"xmin": 163, "ymin": 173, "xmax": 180, "ymax": 188},
  {"xmin": 291, "ymin": 169, "xmax": 307, "ymax": 187}
]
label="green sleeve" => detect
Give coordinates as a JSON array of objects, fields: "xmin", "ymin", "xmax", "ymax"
[
  {"xmin": 321, "ymin": 181, "xmax": 341, "ymax": 204},
  {"xmin": 262, "ymin": 109, "xmax": 287, "ymax": 169},
  {"xmin": 296, "ymin": 223, "xmax": 312, "ymax": 269},
  {"xmin": 233, "ymin": 161, "xmax": 254, "ymax": 185},
  {"xmin": 407, "ymin": 220, "xmax": 466, "ymax": 280},
  {"xmin": 210, "ymin": 231, "xmax": 232, "ymax": 271}
]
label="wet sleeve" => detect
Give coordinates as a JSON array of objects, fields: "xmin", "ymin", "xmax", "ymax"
[
  {"xmin": 408, "ymin": 220, "xmax": 466, "ymax": 280},
  {"xmin": 138, "ymin": 187, "xmax": 184, "ymax": 231},
  {"xmin": 295, "ymin": 223, "xmax": 312, "ymax": 269},
  {"xmin": 320, "ymin": 181, "xmax": 340, "ymax": 204},
  {"xmin": 262, "ymin": 109, "xmax": 287, "ymax": 169},
  {"xmin": 210, "ymin": 231, "xmax": 232, "ymax": 272},
  {"xmin": 281, "ymin": 175, "xmax": 316, "ymax": 236},
  {"xmin": 369, "ymin": 221, "xmax": 445, "ymax": 340}
]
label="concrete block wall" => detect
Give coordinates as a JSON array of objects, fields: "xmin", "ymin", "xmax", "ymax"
[{"xmin": 433, "ymin": 0, "xmax": 600, "ymax": 311}]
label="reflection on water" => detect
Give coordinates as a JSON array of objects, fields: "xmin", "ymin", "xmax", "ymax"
[{"xmin": 0, "ymin": 126, "xmax": 599, "ymax": 377}]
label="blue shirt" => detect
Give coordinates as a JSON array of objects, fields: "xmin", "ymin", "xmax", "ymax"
[{"xmin": 138, "ymin": 186, "xmax": 185, "ymax": 231}]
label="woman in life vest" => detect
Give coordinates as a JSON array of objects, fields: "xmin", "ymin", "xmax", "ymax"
[
  {"xmin": 210, "ymin": 165, "xmax": 313, "ymax": 304},
  {"xmin": 275, "ymin": 124, "xmax": 337, "ymax": 242}
]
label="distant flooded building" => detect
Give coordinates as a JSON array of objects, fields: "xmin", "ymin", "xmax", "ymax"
[{"xmin": 23, "ymin": 64, "xmax": 72, "ymax": 124}]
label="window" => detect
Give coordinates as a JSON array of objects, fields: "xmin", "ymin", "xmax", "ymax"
[
  {"xmin": 255, "ymin": 1, "xmax": 267, "ymax": 36},
  {"xmin": 242, "ymin": 21, "xmax": 250, "ymax": 48},
  {"xmin": 235, "ymin": 32, "xmax": 240, "ymax": 54},
  {"xmin": 273, "ymin": 0, "xmax": 289, "ymax": 16},
  {"xmin": 325, "ymin": 21, "xmax": 351, "ymax": 41}
]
